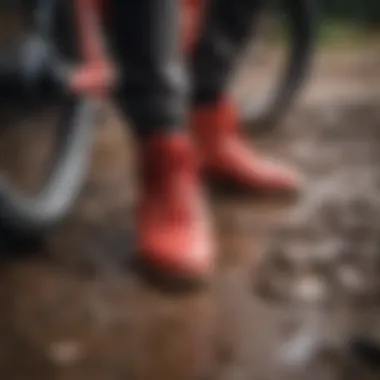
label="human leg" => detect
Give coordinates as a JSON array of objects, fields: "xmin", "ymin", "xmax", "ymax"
[
  {"xmin": 189, "ymin": 0, "xmax": 301, "ymax": 195},
  {"xmin": 106, "ymin": 0, "xmax": 214, "ymax": 282}
]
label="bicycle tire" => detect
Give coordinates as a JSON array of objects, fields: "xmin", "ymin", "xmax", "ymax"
[
  {"xmin": 0, "ymin": 0, "xmax": 97, "ymax": 236},
  {"xmin": 246, "ymin": 0, "xmax": 319, "ymax": 134}
]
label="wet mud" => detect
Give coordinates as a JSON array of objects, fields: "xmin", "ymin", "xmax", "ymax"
[{"xmin": 0, "ymin": 42, "xmax": 380, "ymax": 380}]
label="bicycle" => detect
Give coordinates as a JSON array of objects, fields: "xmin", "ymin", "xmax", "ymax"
[{"xmin": 0, "ymin": 0, "xmax": 318, "ymax": 238}]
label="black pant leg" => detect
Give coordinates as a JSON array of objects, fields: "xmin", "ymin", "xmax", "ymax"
[
  {"xmin": 106, "ymin": 0, "xmax": 188, "ymax": 137},
  {"xmin": 191, "ymin": 0, "xmax": 263, "ymax": 105}
]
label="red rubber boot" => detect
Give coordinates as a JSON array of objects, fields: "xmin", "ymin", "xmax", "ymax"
[
  {"xmin": 190, "ymin": 98, "xmax": 302, "ymax": 196},
  {"xmin": 137, "ymin": 132, "xmax": 214, "ymax": 284}
]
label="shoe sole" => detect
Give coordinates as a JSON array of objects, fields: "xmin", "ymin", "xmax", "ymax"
[
  {"xmin": 131, "ymin": 254, "xmax": 211, "ymax": 294},
  {"xmin": 206, "ymin": 176, "xmax": 302, "ymax": 202}
]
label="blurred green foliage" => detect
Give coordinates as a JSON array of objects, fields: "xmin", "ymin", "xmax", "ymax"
[
  {"xmin": 271, "ymin": 0, "xmax": 380, "ymax": 27},
  {"xmin": 322, "ymin": 0, "xmax": 380, "ymax": 26},
  {"xmin": 267, "ymin": 0, "xmax": 380, "ymax": 47}
]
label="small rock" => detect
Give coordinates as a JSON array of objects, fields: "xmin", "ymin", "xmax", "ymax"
[
  {"xmin": 292, "ymin": 275, "xmax": 328, "ymax": 303},
  {"xmin": 48, "ymin": 341, "xmax": 84, "ymax": 366},
  {"xmin": 312, "ymin": 239, "xmax": 344, "ymax": 267},
  {"xmin": 336, "ymin": 265, "xmax": 368, "ymax": 296},
  {"xmin": 279, "ymin": 331, "xmax": 321, "ymax": 366}
]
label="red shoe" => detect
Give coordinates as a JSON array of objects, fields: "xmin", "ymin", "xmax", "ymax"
[
  {"xmin": 137, "ymin": 132, "xmax": 214, "ymax": 284},
  {"xmin": 190, "ymin": 98, "xmax": 302, "ymax": 196}
]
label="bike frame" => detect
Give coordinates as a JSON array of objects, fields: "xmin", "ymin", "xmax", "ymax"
[
  {"xmin": 69, "ymin": 0, "xmax": 113, "ymax": 97},
  {"xmin": 182, "ymin": 0, "xmax": 205, "ymax": 53}
]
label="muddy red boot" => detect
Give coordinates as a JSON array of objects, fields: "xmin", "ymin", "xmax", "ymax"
[
  {"xmin": 136, "ymin": 132, "xmax": 214, "ymax": 285},
  {"xmin": 190, "ymin": 98, "xmax": 302, "ymax": 196}
]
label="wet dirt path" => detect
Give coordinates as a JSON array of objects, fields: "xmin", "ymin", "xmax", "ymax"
[{"xmin": 0, "ymin": 45, "xmax": 380, "ymax": 380}]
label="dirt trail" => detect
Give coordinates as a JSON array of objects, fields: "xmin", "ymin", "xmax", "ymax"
[{"xmin": 0, "ymin": 44, "xmax": 380, "ymax": 380}]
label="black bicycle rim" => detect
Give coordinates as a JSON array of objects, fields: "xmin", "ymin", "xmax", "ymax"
[
  {"xmin": 0, "ymin": 0, "xmax": 97, "ymax": 235},
  {"xmin": 248, "ymin": 0, "xmax": 319, "ymax": 132}
]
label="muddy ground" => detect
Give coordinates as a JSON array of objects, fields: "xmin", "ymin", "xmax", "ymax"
[{"xmin": 0, "ymin": 41, "xmax": 380, "ymax": 380}]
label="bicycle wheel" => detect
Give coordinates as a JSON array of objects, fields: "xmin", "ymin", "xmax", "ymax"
[
  {"xmin": 0, "ymin": 0, "xmax": 97, "ymax": 236},
  {"xmin": 241, "ymin": 0, "xmax": 319, "ymax": 134}
]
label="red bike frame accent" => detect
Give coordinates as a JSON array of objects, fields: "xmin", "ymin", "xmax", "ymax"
[
  {"xmin": 69, "ymin": 0, "xmax": 113, "ymax": 97},
  {"xmin": 69, "ymin": 0, "xmax": 205, "ymax": 96},
  {"xmin": 182, "ymin": 0, "xmax": 205, "ymax": 53}
]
